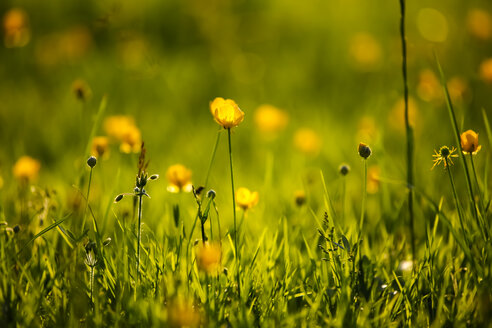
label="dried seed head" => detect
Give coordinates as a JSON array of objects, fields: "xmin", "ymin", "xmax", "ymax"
[{"xmin": 207, "ymin": 189, "xmax": 216, "ymax": 199}]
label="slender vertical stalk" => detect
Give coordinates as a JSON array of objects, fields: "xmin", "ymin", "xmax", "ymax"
[
  {"xmin": 358, "ymin": 160, "xmax": 367, "ymax": 235},
  {"xmin": 135, "ymin": 192, "xmax": 143, "ymax": 300},
  {"xmin": 227, "ymin": 128, "xmax": 241, "ymax": 298},
  {"xmin": 444, "ymin": 158, "xmax": 471, "ymax": 250},
  {"xmin": 435, "ymin": 56, "xmax": 487, "ymax": 241},
  {"xmin": 399, "ymin": 0, "xmax": 416, "ymax": 262},
  {"xmin": 81, "ymin": 167, "xmax": 93, "ymax": 233},
  {"xmin": 90, "ymin": 266, "xmax": 94, "ymax": 309},
  {"xmin": 204, "ymin": 130, "xmax": 221, "ymax": 190},
  {"xmin": 201, "ymin": 219, "xmax": 207, "ymax": 245}
]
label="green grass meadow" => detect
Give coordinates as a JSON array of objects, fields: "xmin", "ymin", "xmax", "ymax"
[{"xmin": 1, "ymin": 0, "xmax": 492, "ymax": 326}]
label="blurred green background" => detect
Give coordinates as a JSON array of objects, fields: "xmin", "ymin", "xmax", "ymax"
[{"xmin": 1, "ymin": 0, "xmax": 491, "ymax": 235}]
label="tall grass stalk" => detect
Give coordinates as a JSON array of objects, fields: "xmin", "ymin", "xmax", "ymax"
[
  {"xmin": 81, "ymin": 166, "xmax": 93, "ymax": 233},
  {"xmin": 204, "ymin": 130, "xmax": 221, "ymax": 190},
  {"xmin": 435, "ymin": 56, "xmax": 487, "ymax": 241},
  {"xmin": 444, "ymin": 158, "xmax": 471, "ymax": 251},
  {"xmin": 399, "ymin": 0, "xmax": 416, "ymax": 262},
  {"xmin": 227, "ymin": 128, "xmax": 241, "ymax": 298}
]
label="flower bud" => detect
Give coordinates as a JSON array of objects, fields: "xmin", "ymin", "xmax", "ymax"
[
  {"xmin": 87, "ymin": 156, "xmax": 97, "ymax": 168},
  {"xmin": 207, "ymin": 189, "xmax": 216, "ymax": 199},
  {"xmin": 339, "ymin": 164, "xmax": 350, "ymax": 176},
  {"xmin": 358, "ymin": 143, "xmax": 372, "ymax": 159},
  {"xmin": 114, "ymin": 194, "xmax": 124, "ymax": 203}
]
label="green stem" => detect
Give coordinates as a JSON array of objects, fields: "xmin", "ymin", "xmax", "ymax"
[
  {"xmin": 135, "ymin": 192, "xmax": 143, "ymax": 300},
  {"xmin": 204, "ymin": 130, "xmax": 221, "ymax": 190},
  {"xmin": 399, "ymin": 0, "xmax": 416, "ymax": 262},
  {"xmin": 444, "ymin": 158, "xmax": 471, "ymax": 251},
  {"xmin": 436, "ymin": 57, "xmax": 487, "ymax": 241},
  {"xmin": 81, "ymin": 168, "xmax": 93, "ymax": 233},
  {"xmin": 90, "ymin": 266, "xmax": 94, "ymax": 310},
  {"xmin": 359, "ymin": 160, "xmax": 367, "ymax": 235},
  {"xmin": 227, "ymin": 128, "xmax": 241, "ymax": 298}
]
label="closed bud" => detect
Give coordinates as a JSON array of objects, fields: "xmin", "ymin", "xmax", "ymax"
[
  {"xmin": 150, "ymin": 174, "xmax": 159, "ymax": 180},
  {"xmin": 339, "ymin": 164, "xmax": 350, "ymax": 176},
  {"xmin": 358, "ymin": 143, "xmax": 372, "ymax": 159},
  {"xmin": 87, "ymin": 156, "xmax": 97, "ymax": 168},
  {"xmin": 207, "ymin": 189, "xmax": 216, "ymax": 199},
  {"xmin": 13, "ymin": 225, "xmax": 20, "ymax": 233},
  {"xmin": 114, "ymin": 194, "xmax": 124, "ymax": 203}
]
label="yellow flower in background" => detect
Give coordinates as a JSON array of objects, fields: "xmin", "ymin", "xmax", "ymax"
[
  {"xmin": 196, "ymin": 242, "xmax": 222, "ymax": 273},
  {"xmin": 479, "ymin": 58, "xmax": 492, "ymax": 84},
  {"xmin": 166, "ymin": 300, "xmax": 201, "ymax": 328},
  {"xmin": 91, "ymin": 136, "xmax": 110, "ymax": 159},
  {"xmin": 388, "ymin": 97, "xmax": 419, "ymax": 134},
  {"xmin": 0, "ymin": 175, "xmax": 4, "ymax": 189},
  {"xmin": 348, "ymin": 32, "xmax": 382, "ymax": 71},
  {"xmin": 294, "ymin": 128, "xmax": 321, "ymax": 156},
  {"xmin": 3, "ymin": 8, "xmax": 30, "ymax": 48},
  {"xmin": 166, "ymin": 164, "xmax": 193, "ymax": 193},
  {"xmin": 13, "ymin": 156, "xmax": 40, "ymax": 183},
  {"xmin": 210, "ymin": 97, "xmax": 244, "ymax": 129},
  {"xmin": 417, "ymin": 69, "xmax": 442, "ymax": 102},
  {"xmin": 356, "ymin": 117, "xmax": 379, "ymax": 144},
  {"xmin": 460, "ymin": 130, "xmax": 481, "ymax": 155},
  {"xmin": 294, "ymin": 190, "xmax": 306, "ymax": 207},
  {"xmin": 104, "ymin": 115, "xmax": 142, "ymax": 153},
  {"xmin": 367, "ymin": 165, "xmax": 380, "ymax": 194},
  {"xmin": 236, "ymin": 187, "xmax": 259, "ymax": 211},
  {"xmin": 447, "ymin": 77, "xmax": 469, "ymax": 104},
  {"xmin": 467, "ymin": 9, "xmax": 492, "ymax": 40},
  {"xmin": 71, "ymin": 79, "xmax": 92, "ymax": 102},
  {"xmin": 254, "ymin": 104, "xmax": 289, "ymax": 136}
]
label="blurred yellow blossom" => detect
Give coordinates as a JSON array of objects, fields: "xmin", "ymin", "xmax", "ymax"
[
  {"xmin": 210, "ymin": 97, "xmax": 244, "ymax": 129},
  {"xmin": 356, "ymin": 117, "xmax": 379, "ymax": 144},
  {"xmin": 0, "ymin": 175, "xmax": 3, "ymax": 189},
  {"xmin": 91, "ymin": 136, "xmax": 110, "ymax": 159},
  {"xmin": 417, "ymin": 69, "xmax": 442, "ymax": 102},
  {"xmin": 3, "ymin": 8, "xmax": 30, "ymax": 48},
  {"xmin": 236, "ymin": 187, "xmax": 259, "ymax": 211},
  {"xmin": 467, "ymin": 9, "xmax": 492, "ymax": 40},
  {"xmin": 71, "ymin": 79, "xmax": 92, "ymax": 102},
  {"xmin": 349, "ymin": 33, "xmax": 382, "ymax": 71},
  {"xmin": 460, "ymin": 130, "xmax": 481, "ymax": 155},
  {"xmin": 388, "ymin": 97, "xmax": 419, "ymax": 133},
  {"xmin": 479, "ymin": 58, "xmax": 492, "ymax": 83},
  {"xmin": 166, "ymin": 300, "xmax": 201, "ymax": 328},
  {"xmin": 104, "ymin": 116, "xmax": 142, "ymax": 153},
  {"xmin": 196, "ymin": 242, "xmax": 222, "ymax": 273},
  {"xmin": 254, "ymin": 104, "xmax": 289, "ymax": 136},
  {"xmin": 13, "ymin": 156, "xmax": 40, "ymax": 183},
  {"xmin": 367, "ymin": 165, "xmax": 380, "ymax": 194},
  {"xmin": 447, "ymin": 76, "xmax": 470, "ymax": 104},
  {"xmin": 294, "ymin": 128, "xmax": 321, "ymax": 156},
  {"xmin": 166, "ymin": 164, "xmax": 193, "ymax": 193},
  {"xmin": 294, "ymin": 190, "xmax": 306, "ymax": 207}
]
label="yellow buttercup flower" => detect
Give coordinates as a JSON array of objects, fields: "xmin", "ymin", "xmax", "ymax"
[
  {"xmin": 460, "ymin": 130, "xmax": 482, "ymax": 155},
  {"xmin": 236, "ymin": 187, "xmax": 259, "ymax": 211},
  {"xmin": 104, "ymin": 115, "xmax": 142, "ymax": 153},
  {"xmin": 196, "ymin": 242, "xmax": 222, "ymax": 273},
  {"xmin": 3, "ymin": 8, "xmax": 30, "ymax": 48},
  {"xmin": 479, "ymin": 58, "xmax": 492, "ymax": 84},
  {"xmin": 293, "ymin": 128, "xmax": 321, "ymax": 156},
  {"xmin": 210, "ymin": 97, "xmax": 244, "ymax": 129},
  {"xmin": 467, "ymin": 9, "xmax": 492, "ymax": 40},
  {"xmin": 166, "ymin": 300, "xmax": 201, "ymax": 328},
  {"xmin": 13, "ymin": 156, "xmax": 40, "ymax": 183},
  {"xmin": 254, "ymin": 104, "xmax": 289, "ymax": 136},
  {"xmin": 166, "ymin": 164, "xmax": 193, "ymax": 193},
  {"xmin": 91, "ymin": 136, "xmax": 110, "ymax": 159}
]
